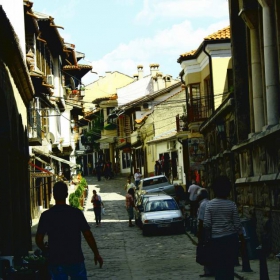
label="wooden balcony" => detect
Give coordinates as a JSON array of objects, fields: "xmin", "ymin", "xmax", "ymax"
[{"xmin": 187, "ymin": 98, "xmax": 213, "ymax": 123}]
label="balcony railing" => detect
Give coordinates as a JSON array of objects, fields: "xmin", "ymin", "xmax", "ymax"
[
  {"xmin": 187, "ymin": 98, "xmax": 213, "ymax": 123},
  {"xmin": 28, "ymin": 110, "xmax": 42, "ymax": 146}
]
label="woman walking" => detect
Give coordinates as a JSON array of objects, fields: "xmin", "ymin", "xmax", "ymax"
[
  {"xmin": 91, "ymin": 190, "xmax": 103, "ymax": 227},
  {"xmin": 203, "ymin": 176, "xmax": 245, "ymax": 280},
  {"xmin": 125, "ymin": 188, "xmax": 136, "ymax": 227}
]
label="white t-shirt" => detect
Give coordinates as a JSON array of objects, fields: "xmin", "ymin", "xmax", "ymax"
[
  {"xmin": 125, "ymin": 182, "xmax": 136, "ymax": 192},
  {"xmin": 188, "ymin": 183, "xmax": 201, "ymax": 201},
  {"xmin": 134, "ymin": 172, "xmax": 142, "ymax": 181}
]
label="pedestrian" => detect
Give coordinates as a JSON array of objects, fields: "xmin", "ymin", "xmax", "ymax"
[
  {"xmin": 196, "ymin": 188, "xmax": 214, "ymax": 278},
  {"xmin": 103, "ymin": 160, "xmax": 112, "ymax": 180},
  {"xmin": 174, "ymin": 183, "xmax": 187, "ymax": 217},
  {"xmin": 134, "ymin": 168, "xmax": 142, "ymax": 189},
  {"xmin": 188, "ymin": 175, "xmax": 201, "ymax": 217},
  {"xmin": 154, "ymin": 161, "xmax": 161, "ymax": 175},
  {"xmin": 124, "ymin": 177, "xmax": 136, "ymax": 193},
  {"xmin": 91, "ymin": 190, "xmax": 104, "ymax": 227},
  {"xmin": 126, "ymin": 188, "xmax": 136, "ymax": 227},
  {"xmin": 95, "ymin": 162, "xmax": 102, "ymax": 181},
  {"xmin": 203, "ymin": 176, "xmax": 245, "ymax": 280},
  {"xmin": 35, "ymin": 181, "xmax": 103, "ymax": 280}
]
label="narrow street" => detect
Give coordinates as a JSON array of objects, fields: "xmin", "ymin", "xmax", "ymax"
[
  {"xmin": 30, "ymin": 175, "xmax": 201, "ymax": 279},
  {"xmin": 81, "ymin": 175, "xmax": 200, "ymax": 280}
]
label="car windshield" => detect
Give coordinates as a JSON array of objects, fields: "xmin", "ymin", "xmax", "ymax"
[
  {"xmin": 144, "ymin": 199, "xmax": 178, "ymax": 212},
  {"xmin": 143, "ymin": 177, "xmax": 168, "ymax": 187}
]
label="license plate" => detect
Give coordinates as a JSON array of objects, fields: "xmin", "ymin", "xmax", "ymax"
[{"xmin": 158, "ymin": 224, "xmax": 170, "ymax": 228}]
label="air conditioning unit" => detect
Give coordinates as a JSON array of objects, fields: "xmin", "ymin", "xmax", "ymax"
[
  {"xmin": 47, "ymin": 74, "xmax": 54, "ymax": 86},
  {"xmin": 167, "ymin": 140, "xmax": 176, "ymax": 150}
]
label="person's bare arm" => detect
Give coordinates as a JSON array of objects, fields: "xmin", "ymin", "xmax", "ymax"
[
  {"xmin": 82, "ymin": 230, "xmax": 103, "ymax": 268},
  {"xmin": 35, "ymin": 233, "xmax": 46, "ymax": 252}
]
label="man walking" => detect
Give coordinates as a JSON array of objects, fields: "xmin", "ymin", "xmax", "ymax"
[
  {"xmin": 188, "ymin": 176, "xmax": 201, "ymax": 217},
  {"xmin": 134, "ymin": 168, "xmax": 142, "ymax": 189},
  {"xmin": 36, "ymin": 181, "xmax": 103, "ymax": 279}
]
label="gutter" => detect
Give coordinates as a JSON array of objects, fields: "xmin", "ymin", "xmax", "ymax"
[{"xmin": 203, "ymin": 42, "xmax": 214, "ymax": 110}]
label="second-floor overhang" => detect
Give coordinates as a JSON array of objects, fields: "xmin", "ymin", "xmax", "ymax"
[
  {"xmin": 34, "ymin": 11, "xmax": 64, "ymax": 56},
  {"xmin": 0, "ymin": 6, "xmax": 34, "ymax": 105},
  {"xmin": 63, "ymin": 64, "xmax": 92, "ymax": 80},
  {"xmin": 147, "ymin": 130, "xmax": 202, "ymax": 145}
]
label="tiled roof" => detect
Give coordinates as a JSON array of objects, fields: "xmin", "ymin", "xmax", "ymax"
[
  {"xmin": 179, "ymin": 50, "xmax": 196, "ymax": 59},
  {"xmin": 204, "ymin": 26, "xmax": 230, "ymax": 40},
  {"xmin": 92, "ymin": 93, "xmax": 117, "ymax": 104},
  {"xmin": 178, "ymin": 26, "xmax": 230, "ymax": 60},
  {"xmin": 63, "ymin": 64, "xmax": 92, "ymax": 70}
]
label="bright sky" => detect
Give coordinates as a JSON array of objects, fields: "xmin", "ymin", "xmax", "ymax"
[{"xmin": 32, "ymin": 0, "xmax": 229, "ymax": 85}]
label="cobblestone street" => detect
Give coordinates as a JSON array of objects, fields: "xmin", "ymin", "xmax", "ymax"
[
  {"xmin": 81, "ymin": 175, "xmax": 200, "ymax": 280},
  {"xmin": 31, "ymin": 175, "xmax": 279, "ymax": 279}
]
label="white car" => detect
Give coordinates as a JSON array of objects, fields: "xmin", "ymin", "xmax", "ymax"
[{"xmin": 140, "ymin": 194, "xmax": 185, "ymax": 236}]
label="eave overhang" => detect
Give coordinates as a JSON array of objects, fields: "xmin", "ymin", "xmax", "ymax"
[{"xmin": 0, "ymin": 6, "xmax": 34, "ymax": 105}]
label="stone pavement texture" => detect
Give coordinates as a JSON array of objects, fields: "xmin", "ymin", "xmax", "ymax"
[{"xmin": 31, "ymin": 175, "xmax": 279, "ymax": 280}]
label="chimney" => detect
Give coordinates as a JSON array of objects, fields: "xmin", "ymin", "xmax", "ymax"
[
  {"xmin": 137, "ymin": 65, "xmax": 143, "ymax": 79},
  {"xmin": 133, "ymin": 74, "xmax": 139, "ymax": 81},
  {"xmin": 156, "ymin": 72, "xmax": 165, "ymax": 90},
  {"xmin": 105, "ymin": 71, "xmax": 111, "ymax": 77},
  {"xmin": 164, "ymin": 75, "xmax": 172, "ymax": 88},
  {"xmin": 149, "ymin": 63, "xmax": 159, "ymax": 77}
]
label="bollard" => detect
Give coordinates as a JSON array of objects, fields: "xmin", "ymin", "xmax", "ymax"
[
  {"xmin": 192, "ymin": 218, "xmax": 197, "ymax": 236},
  {"xmin": 185, "ymin": 216, "xmax": 191, "ymax": 231},
  {"xmin": 234, "ymin": 241, "xmax": 241, "ymax": 266},
  {"xmin": 189, "ymin": 217, "xmax": 193, "ymax": 233},
  {"xmin": 256, "ymin": 245, "xmax": 269, "ymax": 280},
  {"xmin": 241, "ymin": 237, "xmax": 253, "ymax": 272},
  {"xmin": 276, "ymin": 253, "xmax": 280, "ymax": 280}
]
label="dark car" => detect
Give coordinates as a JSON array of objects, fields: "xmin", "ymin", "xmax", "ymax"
[{"xmin": 138, "ymin": 175, "xmax": 176, "ymax": 196}]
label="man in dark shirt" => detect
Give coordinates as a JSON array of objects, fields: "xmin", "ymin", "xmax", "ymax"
[{"xmin": 36, "ymin": 181, "xmax": 103, "ymax": 279}]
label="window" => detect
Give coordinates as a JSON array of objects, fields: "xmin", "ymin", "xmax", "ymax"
[
  {"xmin": 189, "ymin": 84, "xmax": 201, "ymax": 120},
  {"xmin": 122, "ymin": 152, "xmax": 131, "ymax": 169}
]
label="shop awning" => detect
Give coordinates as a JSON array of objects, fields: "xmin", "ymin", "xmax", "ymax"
[
  {"xmin": 33, "ymin": 148, "xmax": 80, "ymax": 168},
  {"xmin": 34, "ymin": 156, "xmax": 49, "ymax": 165}
]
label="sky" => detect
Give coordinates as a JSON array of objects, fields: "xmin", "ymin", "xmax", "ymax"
[{"xmin": 32, "ymin": 0, "xmax": 230, "ymax": 85}]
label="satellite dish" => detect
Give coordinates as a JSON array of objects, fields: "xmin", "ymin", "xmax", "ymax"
[
  {"xmin": 69, "ymin": 77, "xmax": 75, "ymax": 90},
  {"xmin": 46, "ymin": 132, "xmax": 55, "ymax": 144}
]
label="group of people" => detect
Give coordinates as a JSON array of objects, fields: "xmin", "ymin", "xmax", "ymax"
[
  {"xmin": 94, "ymin": 160, "xmax": 113, "ymax": 181},
  {"xmin": 194, "ymin": 176, "xmax": 246, "ymax": 280}
]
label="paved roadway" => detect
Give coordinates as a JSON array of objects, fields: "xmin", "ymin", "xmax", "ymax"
[
  {"xmin": 31, "ymin": 174, "xmax": 279, "ymax": 280},
  {"xmin": 82, "ymin": 175, "xmax": 201, "ymax": 280}
]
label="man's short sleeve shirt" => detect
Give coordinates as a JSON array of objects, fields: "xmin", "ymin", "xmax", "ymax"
[{"xmin": 36, "ymin": 205, "xmax": 90, "ymax": 265}]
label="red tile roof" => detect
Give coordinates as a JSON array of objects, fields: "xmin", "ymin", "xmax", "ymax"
[{"xmin": 178, "ymin": 26, "xmax": 230, "ymax": 60}]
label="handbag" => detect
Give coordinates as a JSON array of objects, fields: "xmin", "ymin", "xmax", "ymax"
[
  {"xmin": 101, "ymin": 207, "xmax": 106, "ymax": 215},
  {"xmin": 196, "ymin": 241, "xmax": 214, "ymax": 266}
]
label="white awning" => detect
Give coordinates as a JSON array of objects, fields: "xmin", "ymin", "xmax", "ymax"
[
  {"xmin": 95, "ymin": 136, "xmax": 115, "ymax": 143},
  {"xmin": 34, "ymin": 156, "xmax": 49, "ymax": 165},
  {"xmin": 33, "ymin": 148, "xmax": 79, "ymax": 168}
]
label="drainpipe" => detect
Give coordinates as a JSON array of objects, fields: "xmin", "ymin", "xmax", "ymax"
[
  {"xmin": 203, "ymin": 42, "xmax": 214, "ymax": 111},
  {"xmin": 258, "ymin": 0, "xmax": 279, "ymax": 126}
]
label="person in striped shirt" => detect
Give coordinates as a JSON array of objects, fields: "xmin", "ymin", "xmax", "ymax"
[{"xmin": 203, "ymin": 176, "xmax": 245, "ymax": 280}]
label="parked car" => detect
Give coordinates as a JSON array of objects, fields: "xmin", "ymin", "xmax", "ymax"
[
  {"xmin": 138, "ymin": 175, "xmax": 176, "ymax": 196},
  {"xmin": 134, "ymin": 191, "xmax": 165, "ymax": 227},
  {"xmin": 140, "ymin": 194, "xmax": 185, "ymax": 236}
]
